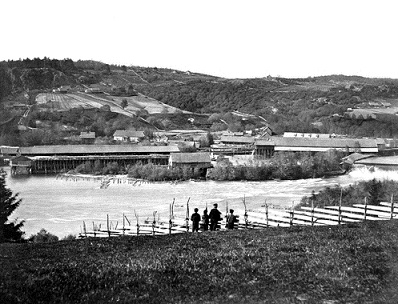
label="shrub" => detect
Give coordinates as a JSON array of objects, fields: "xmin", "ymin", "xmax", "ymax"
[
  {"xmin": 29, "ymin": 229, "xmax": 59, "ymax": 243},
  {"xmin": 62, "ymin": 234, "xmax": 76, "ymax": 241}
]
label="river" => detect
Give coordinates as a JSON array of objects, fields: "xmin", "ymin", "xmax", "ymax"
[{"xmin": 5, "ymin": 166, "xmax": 398, "ymax": 238}]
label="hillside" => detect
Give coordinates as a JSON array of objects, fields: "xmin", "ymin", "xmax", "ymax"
[
  {"xmin": 1, "ymin": 220, "xmax": 398, "ymax": 303},
  {"xmin": 2, "ymin": 58, "xmax": 398, "ymax": 146}
]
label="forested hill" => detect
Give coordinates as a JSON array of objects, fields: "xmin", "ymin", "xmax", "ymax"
[{"xmin": 3, "ymin": 58, "xmax": 398, "ymax": 137}]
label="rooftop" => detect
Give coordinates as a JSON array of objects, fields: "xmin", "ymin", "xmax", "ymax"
[
  {"xmin": 20, "ymin": 145, "xmax": 180, "ymax": 155},
  {"xmin": 0, "ymin": 146, "xmax": 20, "ymax": 155},
  {"xmin": 255, "ymin": 137, "xmax": 381, "ymax": 148},
  {"xmin": 220, "ymin": 136, "xmax": 255, "ymax": 144}
]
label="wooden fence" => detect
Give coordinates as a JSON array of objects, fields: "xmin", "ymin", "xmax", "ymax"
[{"xmin": 79, "ymin": 198, "xmax": 398, "ymax": 238}]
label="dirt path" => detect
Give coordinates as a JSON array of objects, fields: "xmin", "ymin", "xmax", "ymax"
[{"xmin": 128, "ymin": 68, "xmax": 151, "ymax": 85}]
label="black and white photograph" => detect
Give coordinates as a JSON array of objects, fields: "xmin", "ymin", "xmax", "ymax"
[{"xmin": 1, "ymin": 0, "xmax": 398, "ymax": 303}]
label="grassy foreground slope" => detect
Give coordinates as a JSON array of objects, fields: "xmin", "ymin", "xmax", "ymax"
[{"xmin": 1, "ymin": 221, "xmax": 398, "ymax": 304}]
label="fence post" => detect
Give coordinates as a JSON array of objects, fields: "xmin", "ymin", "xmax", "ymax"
[
  {"xmin": 107, "ymin": 214, "xmax": 110, "ymax": 237},
  {"xmin": 364, "ymin": 197, "xmax": 368, "ymax": 221},
  {"xmin": 391, "ymin": 194, "xmax": 394, "ymax": 220},
  {"xmin": 226, "ymin": 201, "xmax": 229, "ymax": 230},
  {"xmin": 186, "ymin": 198, "xmax": 190, "ymax": 233},
  {"xmin": 169, "ymin": 203, "xmax": 172, "ymax": 235},
  {"xmin": 290, "ymin": 209, "xmax": 294, "ymax": 227},
  {"xmin": 338, "ymin": 188, "xmax": 342, "ymax": 225},
  {"xmin": 152, "ymin": 211, "xmax": 157, "ymax": 236},
  {"xmin": 243, "ymin": 195, "xmax": 248, "ymax": 229},
  {"xmin": 311, "ymin": 200, "xmax": 314, "ymax": 227},
  {"xmin": 134, "ymin": 210, "xmax": 139, "ymax": 236},
  {"xmin": 93, "ymin": 221, "xmax": 96, "ymax": 237},
  {"xmin": 289, "ymin": 201, "xmax": 295, "ymax": 227},
  {"xmin": 265, "ymin": 203, "xmax": 269, "ymax": 228},
  {"xmin": 83, "ymin": 221, "xmax": 87, "ymax": 237},
  {"xmin": 122, "ymin": 213, "xmax": 125, "ymax": 236}
]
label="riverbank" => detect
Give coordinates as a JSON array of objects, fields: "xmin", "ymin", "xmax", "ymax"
[{"xmin": 1, "ymin": 220, "xmax": 398, "ymax": 303}]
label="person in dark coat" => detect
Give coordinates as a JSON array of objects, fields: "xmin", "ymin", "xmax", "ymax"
[
  {"xmin": 209, "ymin": 203, "xmax": 222, "ymax": 231},
  {"xmin": 226, "ymin": 209, "xmax": 237, "ymax": 229},
  {"xmin": 191, "ymin": 208, "xmax": 201, "ymax": 232},
  {"xmin": 202, "ymin": 209, "xmax": 209, "ymax": 231}
]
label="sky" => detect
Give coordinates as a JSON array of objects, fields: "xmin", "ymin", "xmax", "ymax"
[{"xmin": 1, "ymin": 0, "xmax": 398, "ymax": 79}]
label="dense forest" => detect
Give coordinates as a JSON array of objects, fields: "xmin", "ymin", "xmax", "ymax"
[
  {"xmin": 2, "ymin": 58, "xmax": 398, "ymax": 145},
  {"xmin": 139, "ymin": 78, "xmax": 398, "ymax": 136}
]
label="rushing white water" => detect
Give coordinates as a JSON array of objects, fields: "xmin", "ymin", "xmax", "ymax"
[{"xmin": 4, "ymin": 166, "xmax": 398, "ymax": 238}]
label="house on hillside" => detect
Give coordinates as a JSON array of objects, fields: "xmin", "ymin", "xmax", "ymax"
[
  {"xmin": 79, "ymin": 131, "xmax": 96, "ymax": 144},
  {"xmin": 53, "ymin": 85, "xmax": 71, "ymax": 94},
  {"xmin": 111, "ymin": 85, "xmax": 137, "ymax": 96},
  {"xmin": 85, "ymin": 87, "xmax": 103, "ymax": 94},
  {"xmin": 113, "ymin": 130, "xmax": 145, "ymax": 143},
  {"xmin": 368, "ymin": 101, "xmax": 380, "ymax": 107}
]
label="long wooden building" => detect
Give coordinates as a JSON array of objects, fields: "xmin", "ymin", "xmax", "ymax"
[
  {"xmin": 255, "ymin": 137, "xmax": 385, "ymax": 158},
  {"xmin": 12, "ymin": 145, "xmax": 180, "ymax": 175}
]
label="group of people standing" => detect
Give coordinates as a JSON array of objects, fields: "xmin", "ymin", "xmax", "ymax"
[{"xmin": 190, "ymin": 203, "xmax": 238, "ymax": 232}]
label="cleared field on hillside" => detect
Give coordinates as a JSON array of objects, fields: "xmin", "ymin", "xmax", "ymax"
[
  {"xmin": 36, "ymin": 92, "xmax": 188, "ymax": 117},
  {"xmin": 348, "ymin": 103, "xmax": 398, "ymax": 119},
  {"xmin": 35, "ymin": 93, "xmax": 94, "ymax": 110},
  {"xmin": 111, "ymin": 94, "xmax": 189, "ymax": 114}
]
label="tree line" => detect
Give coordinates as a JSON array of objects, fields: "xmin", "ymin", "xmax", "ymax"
[
  {"xmin": 298, "ymin": 178, "xmax": 398, "ymax": 209},
  {"xmin": 208, "ymin": 150, "xmax": 345, "ymax": 181}
]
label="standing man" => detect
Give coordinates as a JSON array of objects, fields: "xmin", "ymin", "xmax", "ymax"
[
  {"xmin": 209, "ymin": 203, "xmax": 222, "ymax": 231},
  {"xmin": 191, "ymin": 208, "xmax": 201, "ymax": 232}
]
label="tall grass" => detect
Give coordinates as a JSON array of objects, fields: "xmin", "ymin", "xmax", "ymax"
[{"xmin": 1, "ymin": 220, "xmax": 398, "ymax": 303}]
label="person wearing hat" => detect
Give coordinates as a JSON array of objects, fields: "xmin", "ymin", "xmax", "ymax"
[
  {"xmin": 226, "ymin": 209, "xmax": 237, "ymax": 229},
  {"xmin": 209, "ymin": 203, "xmax": 222, "ymax": 231}
]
